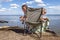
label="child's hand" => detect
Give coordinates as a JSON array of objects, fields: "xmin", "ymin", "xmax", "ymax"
[
  {"xmin": 20, "ymin": 16, "xmax": 24, "ymax": 21},
  {"xmin": 44, "ymin": 18, "xmax": 49, "ymax": 21},
  {"xmin": 44, "ymin": 18, "xmax": 47, "ymax": 20}
]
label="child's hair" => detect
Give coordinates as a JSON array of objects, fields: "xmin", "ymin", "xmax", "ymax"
[
  {"xmin": 41, "ymin": 7, "xmax": 46, "ymax": 15},
  {"xmin": 22, "ymin": 4, "xmax": 27, "ymax": 9}
]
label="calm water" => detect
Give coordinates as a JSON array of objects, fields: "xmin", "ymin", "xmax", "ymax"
[
  {"xmin": 47, "ymin": 15, "xmax": 60, "ymax": 35},
  {"xmin": 0, "ymin": 15, "xmax": 60, "ymax": 35}
]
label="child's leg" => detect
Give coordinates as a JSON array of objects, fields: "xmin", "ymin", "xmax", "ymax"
[
  {"xmin": 42, "ymin": 22, "xmax": 46, "ymax": 32},
  {"xmin": 44, "ymin": 21, "xmax": 49, "ymax": 31}
]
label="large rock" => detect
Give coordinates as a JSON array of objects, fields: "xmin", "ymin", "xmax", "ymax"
[{"xmin": 0, "ymin": 20, "xmax": 8, "ymax": 23}]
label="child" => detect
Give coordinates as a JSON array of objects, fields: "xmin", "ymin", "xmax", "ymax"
[
  {"xmin": 40, "ymin": 8, "xmax": 49, "ymax": 32},
  {"xmin": 20, "ymin": 4, "xmax": 27, "ymax": 24},
  {"xmin": 34, "ymin": 8, "xmax": 50, "ymax": 33}
]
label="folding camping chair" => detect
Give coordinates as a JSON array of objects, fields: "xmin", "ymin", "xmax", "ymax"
[{"xmin": 22, "ymin": 5, "xmax": 44, "ymax": 39}]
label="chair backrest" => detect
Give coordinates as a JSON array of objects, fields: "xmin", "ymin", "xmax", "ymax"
[{"xmin": 25, "ymin": 7, "xmax": 43, "ymax": 22}]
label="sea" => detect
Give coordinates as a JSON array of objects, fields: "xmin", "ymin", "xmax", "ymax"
[{"xmin": 0, "ymin": 15, "xmax": 60, "ymax": 35}]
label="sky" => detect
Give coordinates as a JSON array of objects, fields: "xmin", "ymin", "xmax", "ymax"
[{"xmin": 0, "ymin": 0, "xmax": 60, "ymax": 15}]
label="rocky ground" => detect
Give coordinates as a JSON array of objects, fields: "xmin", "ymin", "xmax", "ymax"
[{"xmin": 0, "ymin": 29, "xmax": 60, "ymax": 40}]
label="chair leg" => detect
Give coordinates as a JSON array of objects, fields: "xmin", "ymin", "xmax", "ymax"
[
  {"xmin": 23, "ymin": 23, "xmax": 31, "ymax": 35},
  {"xmin": 27, "ymin": 26, "xmax": 32, "ymax": 34},
  {"xmin": 39, "ymin": 23, "xmax": 43, "ymax": 39},
  {"xmin": 39, "ymin": 26, "xmax": 42, "ymax": 39},
  {"xmin": 23, "ymin": 22, "xmax": 27, "ymax": 36},
  {"xmin": 23, "ymin": 27, "xmax": 26, "ymax": 35}
]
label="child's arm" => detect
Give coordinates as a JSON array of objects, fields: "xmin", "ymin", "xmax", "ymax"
[
  {"xmin": 39, "ymin": 17, "xmax": 45, "ymax": 22},
  {"xmin": 20, "ymin": 16, "xmax": 25, "ymax": 21},
  {"xmin": 39, "ymin": 17, "xmax": 49, "ymax": 22},
  {"xmin": 43, "ymin": 18, "xmax": 49, "ymax": 21}
]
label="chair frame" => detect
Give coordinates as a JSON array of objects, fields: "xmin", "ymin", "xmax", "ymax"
[{"xmin": 22, "ymin": 5, "xmax": 44, "ymax": 39}]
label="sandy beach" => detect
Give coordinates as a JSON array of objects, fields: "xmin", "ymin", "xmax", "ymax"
[{"xmin": 0, "ymin": 26, "xmax": 60, "ymax": 40}]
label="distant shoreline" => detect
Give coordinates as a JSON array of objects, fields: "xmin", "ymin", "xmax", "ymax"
[
  {"xmin": 0, "ymin": 15, "xmax": 21, "ymax": 16},
  {"xmin": 46, "ymin": 14, "xmax": 60, "ymax": 16},
  {"xmin": 0, "ymin": 14, "xmax": 60, "ymax": 16}
]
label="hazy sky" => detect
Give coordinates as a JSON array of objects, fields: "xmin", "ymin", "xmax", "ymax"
[{"xmin": 0, "ymin": 0, "xmax": 60, "ymax": 15}]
